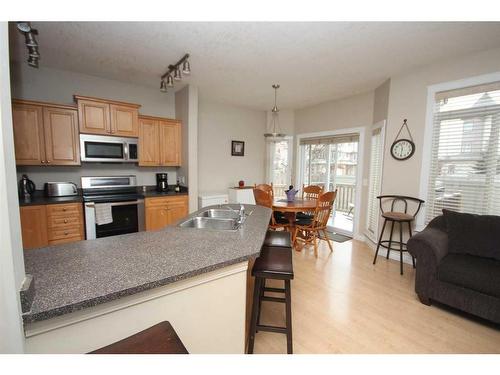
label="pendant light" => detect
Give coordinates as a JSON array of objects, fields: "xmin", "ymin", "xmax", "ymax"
[{"xmin": 264, "ymin": 84, "xmax": 286, "ymax": 140}]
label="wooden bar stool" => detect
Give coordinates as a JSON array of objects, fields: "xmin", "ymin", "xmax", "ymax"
[
  {"xmin": 248, "ymin": 246, "xmax": 294, "ymax": 354},
  {"xmin": 372, "ymin": 195, "xmax": 424, "ymax": 275},
  {"xmin": 263, "ymin": 230, "xmax": 292, "ymax": 248},
  {"xmin": 89, "ymin": 321, "xmax": 188, "ymax": 354}
]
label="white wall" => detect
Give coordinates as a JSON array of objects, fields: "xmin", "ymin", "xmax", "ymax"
[
  {"xmin": 175, "ymin": 85, "xmax": 199, "ymax": 212},
  {"xmin": 294, "ymin": 91, "xmax": 375, "ymax": 236},
  {"xmin": 198, "ymin": 98, "xmax": 267, "ymax": 193},
  {"xmin": 0, "ymin": 22, "xmax": 25, "ymax": 353},
  {"xmin": 10, "ymin": 63, "xmax": 178, "ymax": 188},
  {"xmin": 383, "ymin": 47, "xmax": 500, "ymax": 200}
]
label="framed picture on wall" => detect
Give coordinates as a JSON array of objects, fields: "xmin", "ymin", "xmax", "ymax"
[{"xmin": 231, "ymin": 140, "xmax": 245, "ymax": 156}]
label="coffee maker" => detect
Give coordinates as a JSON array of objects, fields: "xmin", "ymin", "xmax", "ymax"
[{"xmin": 156, "ymin": 173, "xmax": 169, "ymax": 192}]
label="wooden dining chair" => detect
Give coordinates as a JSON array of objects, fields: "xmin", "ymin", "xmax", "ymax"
[
  {"xmin": 255, "ymin": 183, "xmax": 274, "ymax": 199},
  {"xmin": 253, "ymin": 188, "xmax": 289, "ymax": 231},
  {"xmin": 302, "ymin": 184, "xmax": 323, "ymax": 200},
  {"xmin": 293, "ymin": 190, "xmax": 337, "ymax": 257}
]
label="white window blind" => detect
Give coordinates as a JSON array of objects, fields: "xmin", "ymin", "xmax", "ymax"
[
  {"xmin": 366, "ymin": 126, "xmax": 384, "ymax": 239},
  {"xmin": 426, "ymin": 82, "xmax": 500, "ymax": 222}
]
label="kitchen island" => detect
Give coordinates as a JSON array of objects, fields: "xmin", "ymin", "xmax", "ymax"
[{"xmin": 22, "ymin": 204, "xmax": 271, "ymax": 354}]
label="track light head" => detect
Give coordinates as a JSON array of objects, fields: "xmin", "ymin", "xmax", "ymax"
[
  {"xmin": 182, "ymin": 59, "xmax": 190, "ymax": 75},
  {"xmin": 24, "ymin": 30, "xmax": 38, "ymax": 48},
  {"xmin": 174, "ymin": 67, "xmax": 182, "ymax": 81},
  {"xmin": 27, "ymin": 56, "xmax": 39, "ymax": 68},
  {"xmin": 166, "ymin": 74, "xmax": 174, "ymax": 87},
  {"xmin": 16, "ymin": 22, "xmax": 31, "ymax": 33},
  {"xmin": 160, "ymin": 80, "xmax": 167, "ymax": 93}
]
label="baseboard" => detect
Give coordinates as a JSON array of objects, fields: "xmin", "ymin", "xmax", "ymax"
[{"xmin": 364, "ymin": 236, "xmax": 414, "ymax": 265}]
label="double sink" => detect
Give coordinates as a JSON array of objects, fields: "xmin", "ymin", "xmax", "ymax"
[{"xmin": 178, "ymin": 206, "xmax": 250, "ymax": 231}]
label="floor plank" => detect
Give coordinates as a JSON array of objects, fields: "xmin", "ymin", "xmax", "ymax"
[{"xmin": 252, "ymin": 239, "xmax": 500, "ymax": 354}]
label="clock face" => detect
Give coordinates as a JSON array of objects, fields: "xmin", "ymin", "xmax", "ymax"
[{"xmin": 391, "ymin": 139, "xmax": 415, "ymax": 160}]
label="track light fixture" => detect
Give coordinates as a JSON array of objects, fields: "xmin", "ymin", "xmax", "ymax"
[
  {"xmin": 16, "ymin": 22, "xmax": 40, "ymax": 68},
  {"xmin": 160, "ymin": 53, "xmax": 190, "ymax": 92}
]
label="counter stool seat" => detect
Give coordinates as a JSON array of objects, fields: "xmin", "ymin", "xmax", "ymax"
[
  {"xmin": 89, "ymin": 321, "xmax": 188, "ymax": 354},
  {"xmin": 382, "ymin": 211, "xmax": 413, "ymax": 221},
  {"xmin": 248, "ymin": 246, "xmax": 294, "ymax": 354},
  {"xmin": 263, "ymin": 230, "xmax": 292, "ymax": 249}
]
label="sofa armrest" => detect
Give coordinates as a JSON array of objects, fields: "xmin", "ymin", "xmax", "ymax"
[{"xmin": 407, "ymin": 227, "xmax": 449, "ymax": 300}]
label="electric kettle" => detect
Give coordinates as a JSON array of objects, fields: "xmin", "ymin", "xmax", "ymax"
[{"xmin": 19, "ymin": 174, "xmax": 36, "ymax": 200}]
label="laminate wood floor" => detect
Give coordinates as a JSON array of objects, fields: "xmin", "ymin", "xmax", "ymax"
[{"xmin": 252, "ymin": 239, "xmax": 500, "ymax": 354}]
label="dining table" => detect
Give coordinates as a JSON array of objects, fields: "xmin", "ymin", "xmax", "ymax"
[{"xmin": 272, "ymin": 198, "xmax": 318, "ymax": 226}]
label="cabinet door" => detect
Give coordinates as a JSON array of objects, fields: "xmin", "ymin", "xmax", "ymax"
[
  {"xmin": 77, "ymin": 99, "xmax": 111, "ymax": 135},
  {"xmin": 160, "ymin": 121, "xmax": 182, "ymax": 166},
  {"xmin": 43, "ymin": 107, "xmax": 80, "ymax": 165},
  {"xmin": 145, "ymin": 204, "xmax": 170, "ymax": 231},
  {"xmin": 12, "ymin": 103, "xmax": 46, "ymax": 165},
  {"xmin": 138, "ymin": 118, "xmax": 160, "ymax": 166},
  {"xmin": 167, "ymin": 198, "xmax": 189, "ymax": 224},
  {"xmin": 20, "ymin": 205, "xmax": 48, "ymax": 250},
  {"xmin": 110, "ymin": 104, "xmax": 139, "ymax": 137}
]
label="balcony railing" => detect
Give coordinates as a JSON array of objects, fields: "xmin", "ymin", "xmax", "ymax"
[{"xmin": 273, "ymin": 183, "xmax": 356, "ymax": 213}]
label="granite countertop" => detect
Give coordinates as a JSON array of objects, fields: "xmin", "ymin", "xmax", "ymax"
[
  {"xmin": 22, "ymin": 204, "xmax": 271, "ymax": 323},
  {"xmin": 19, "ymin": 191, "xmax": 83, "ymax": 206},
  {"xmin": 19, "ymin": 186, "xmax": 188, "ymax": 206}
]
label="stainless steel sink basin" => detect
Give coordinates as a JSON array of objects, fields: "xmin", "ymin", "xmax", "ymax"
[
  {"xmin": 198, "ymin": 209, "xmax": 239, "ymax": 219},
  {"xmin": 178, "ymin": 216, "xmax": 239, "ymax": 231}
]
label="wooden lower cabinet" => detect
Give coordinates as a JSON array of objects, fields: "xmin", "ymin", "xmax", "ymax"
[
  {"xmin": 20, "ymin": 205, "xmax": 48, "ymax": 250},
  {"xmin": 145, "ymin": 196, "xmax": 189, "ymax": 231},
  {"xmin": 20, "ymin": 203, "xmax": 84, "ymax": 250}
]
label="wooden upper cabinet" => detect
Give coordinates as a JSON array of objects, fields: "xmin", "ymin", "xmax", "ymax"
[
  {"xmin": 12, "ymin": 103, "xmax": 46, "ymax": 165},
  {"xmin": 43, "ymin": 106, "xmax": 80, "ymax": 165},
  {"xmin": 160, "ymin": 120, "xmax": 182, "ymax": 166},
  {"xmin": 138, "ymin": 117, "xmax": 160, "ymax": 166},
  {"xmin": 75, "ymin": 96, "xmax": 140, "ymax": 137},
  {"xmin": 20, "ymin": 205, "xmax": 48, "ymax": 250},
  {"xmin": 77, "ymin": 98, "xmax": 110, "ymax": 135},
  {"xmin": 110, "ymin": 104, "xmax": 139, "ymax": 137},
  {"xmin": 138, "ymin": 116, "xmax": 182, "ymax": 167}
]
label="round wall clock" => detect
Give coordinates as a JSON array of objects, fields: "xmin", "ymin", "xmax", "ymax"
[
  {"xmin": 390, "ymin": 119, "xmax": 415, "ymax": 161},
  {"xmin": 391, "ymin": 138, "xmax": 415, "ymax": 160}
]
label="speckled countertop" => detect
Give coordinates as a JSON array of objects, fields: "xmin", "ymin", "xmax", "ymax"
[{"xmin": 23, "ymin": 204, "xmax": 271, "ymax": 323}]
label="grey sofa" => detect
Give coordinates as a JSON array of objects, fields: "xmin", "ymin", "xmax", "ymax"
[{"xmin": 407, "ymin": 212, "xmax": 500, "ymax": 324}]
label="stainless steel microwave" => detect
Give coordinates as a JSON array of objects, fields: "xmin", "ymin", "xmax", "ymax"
[{"xmin": 80, "ymin": 134, "xmax": 138, "ymax": 163}]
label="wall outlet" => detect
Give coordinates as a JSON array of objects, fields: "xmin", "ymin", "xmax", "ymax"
[{"xmin": 180, "ymin": 176, "xmax": 186, "ymax": 184}]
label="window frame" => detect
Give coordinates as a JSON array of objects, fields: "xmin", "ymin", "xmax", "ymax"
[{"xmin": 417, "ymin": 71, "xmax": 500, "ymax": 231}]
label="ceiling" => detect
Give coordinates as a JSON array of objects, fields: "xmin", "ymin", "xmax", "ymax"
[{"xmin": 9, "ymin": 22, "xmax": 500, "ymax": 110}]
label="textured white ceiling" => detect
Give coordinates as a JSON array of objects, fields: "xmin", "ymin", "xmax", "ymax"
[{"xmin": 9, "ymin": 22, "xmax": 500, "ymax": 110}]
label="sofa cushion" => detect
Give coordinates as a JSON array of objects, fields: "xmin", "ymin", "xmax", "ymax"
[
  {"xmin": 442, "ymin": 209, "xmax": 500, "ymax": 261},
  {"xmin": 437, "ymin": 254, "xmax": 500, "ymax": 298}
]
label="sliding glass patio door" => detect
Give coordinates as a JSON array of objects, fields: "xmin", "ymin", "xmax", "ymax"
[{"xmin": 300, "ymin": 134, "xmax": 359, "ymax": 236}]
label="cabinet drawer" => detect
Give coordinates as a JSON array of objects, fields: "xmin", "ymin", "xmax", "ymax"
[
  {"xmin": 47, "ymin": 215, "xmax": 82, "ymax": 229},
  {"xmin": 48, "ymin": 226, "xmax": 82, "ymax": 241},
  {"xmin": 145, "ymin": 196, "xmax": 187, "ymax": 207},
  {"xmin": 46, "ymin": 203, "xmax": 81, "ymax": 216}
]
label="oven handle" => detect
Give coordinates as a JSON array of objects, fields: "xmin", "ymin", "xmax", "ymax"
[{"xmin": 85, "ymin": 199, "xmax": 144, "ymax": 208}]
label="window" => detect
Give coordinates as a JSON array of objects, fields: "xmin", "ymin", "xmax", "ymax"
[
  {"xmin": 366, "ymin": 122, "xmax": 385, "ymax": 240},
  {"xmin": 267, "ymin": 137, "xmax": 293, "ymax": 198},
  {"xmin": 425, "ymin": 81, "xmax": 500, "ymax": 223}
]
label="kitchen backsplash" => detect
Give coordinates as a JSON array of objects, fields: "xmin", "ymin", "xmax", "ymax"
[{"xmin": 17, "ymin": 164, "xmax": 179, "ymax": 189}]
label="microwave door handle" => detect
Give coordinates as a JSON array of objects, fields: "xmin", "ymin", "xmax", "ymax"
[{"xmin": 124, "ymin": 143, "xmax": 129, "ymax": 160}]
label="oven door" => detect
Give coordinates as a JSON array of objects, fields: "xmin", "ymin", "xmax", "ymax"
[
  {"xmin": 80, "ymin": 134, "xmax": 134, "ymax": 162},
  {"xmin": 84, "ymin": 200, "xmax": 145, "ymax": 239}
]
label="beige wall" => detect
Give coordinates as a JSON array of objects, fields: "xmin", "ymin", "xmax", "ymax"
[
  {"xmin": 198, "ymin": 98, "xmax": 267, "ymax": 193},
  {"xmin": 294, "ymin": 91, "xmax": 375, "ymax": 237},
  {"xmin": 373, "ymin": 79, "xmax": 390, "ymax": 124},
  {"xmin": 382, "ymin": 47, "xmax": 500, "ymax": 200}
]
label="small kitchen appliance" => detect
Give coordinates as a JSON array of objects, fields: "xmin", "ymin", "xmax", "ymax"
[
  {"xmin": 156, "ymin": 173, "xmax": 169, "ymax": 192},
  {"xmin": 44, "ymin": 182, "xmax": 78, "ymax": 197},
  {"xmin": 19, "ymin": 174, "xmax": 36, "ymax": 200}
]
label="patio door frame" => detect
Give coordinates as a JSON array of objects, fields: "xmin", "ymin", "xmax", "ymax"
[{"xmin": 295, "ymin": 127, "xmax": 365, "ymax": 238}]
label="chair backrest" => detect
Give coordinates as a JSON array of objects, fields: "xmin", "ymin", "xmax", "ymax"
[
  {"xmin": 254, "ymin": 183, "xmax": 274, "ymax": 198},
  {"xmin": 377, "ymin": 195, "xmax": 425, "ymax": 218},
  {"xmin": 312, "ymin": 190, "xmax": 337, "ymax": 228},
  {"xmin": 302, "ymin": 184, "xmax": 323, "ymax": 200},
  {"xmin": 253, "ymin": 188, "xmax": 273, "ymax": 209}
]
